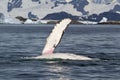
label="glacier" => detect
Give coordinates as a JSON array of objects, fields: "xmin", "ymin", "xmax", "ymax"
[{"xmin": 0, "ymin": 0, "xmax": 120, "ymax": 23}]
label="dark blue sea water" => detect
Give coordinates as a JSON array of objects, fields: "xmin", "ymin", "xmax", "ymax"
[{"xmin": 0, "ymin": 24, "xmax": 120, "ymax": 80}]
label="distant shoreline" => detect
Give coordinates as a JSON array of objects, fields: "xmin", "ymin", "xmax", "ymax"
[{"xmin": 0, "ymin": 21, "xmax": 120, "ymax": 25}]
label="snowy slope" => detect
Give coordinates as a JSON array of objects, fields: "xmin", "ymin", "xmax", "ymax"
[{"xmin": 0, "ymin": 0, "xmax": 120, "ymax": 23}]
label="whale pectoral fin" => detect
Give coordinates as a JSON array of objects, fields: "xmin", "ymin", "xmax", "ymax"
[
  {"xmin": 42, "ymin": 48, "xmax": 55, "ymax": 55},
  {"xmin": 42, "ymin": 18, "xmax": 71, "ymax": 55}
]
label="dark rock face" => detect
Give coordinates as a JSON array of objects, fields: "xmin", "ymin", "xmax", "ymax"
[
  {"xmin": 51, "ymin": 0, "xmax": 67, "ymax": 9},
  {"xmin": 7, "ymin": 0, "xmax": 22, "ymax": 12},
  {"xmin": 70, "ymin": 0, "xmax": 89, "ymax": 15},
  {"xmin": 43, "ymin": 11, "xmax": 120, "ymax": 22},
  {"xmin": 28, "ymin": 12, "xmax": 38, "ymax": 19},
  {"xmin": 32, "ymin": 0, "xmax": 39, "ymax": 2},
  {"xmin": 99, "ymin": 12, "xmax": 120, "ymax": 21},
  {"xmin": 42, "ymin": 12, "xmax": 79, "ymax": 20},
  {"xmin": 92, "ymin": 0, "xmax": 113, "ymax": 4},
  {"xmin": 15, "ymin": 16, "xmax": 26, "ymax": 22},
  {"xmin": 31, "ymin": 0, "xmax": 41, "ymax": 4},
  {"xmin": 111, "ymin": 5, "xmax": 120, "ymax": 13},
  {"xmin": 88, "ymin": 12, "xmax": 120, "ymax": 22}
]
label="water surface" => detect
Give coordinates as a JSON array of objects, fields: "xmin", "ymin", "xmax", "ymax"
[{"xmin": 0, "ymin": 24, "xmax": 120, "ymax": 80}]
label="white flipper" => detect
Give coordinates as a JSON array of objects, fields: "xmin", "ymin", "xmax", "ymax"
[{"xmin": 42, "ymin": 18, "xmax": 71, "ymax": 55}]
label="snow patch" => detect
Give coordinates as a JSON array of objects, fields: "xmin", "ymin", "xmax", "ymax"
[
  {"xmin": 116, "ymin": 11, "xmax": 120, "ymax": 14},
  {"xmin": 100, "ymin": 17, "xmax": 108, "ymax": 22},
  {"xmin": 65, "ymin": 0, "xmax": 72, "ymax": 3}
]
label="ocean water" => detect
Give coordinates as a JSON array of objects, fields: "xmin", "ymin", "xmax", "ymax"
[{"xmin": 0, "ymin": 24, "xmax": 120, "ymax": 80}]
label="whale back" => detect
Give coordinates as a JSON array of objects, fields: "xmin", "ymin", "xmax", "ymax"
[{"xmin": 42, "ymin": 19, "xmax": 71, "ymax": 55}]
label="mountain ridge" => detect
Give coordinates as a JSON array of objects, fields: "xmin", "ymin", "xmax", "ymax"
[{"xmin": 0, "ymin": 0, "xmax": 120, "ymax": 23}]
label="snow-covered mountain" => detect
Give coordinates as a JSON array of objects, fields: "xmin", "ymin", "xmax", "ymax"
[{"xmin": 0, "ymin": 0, "xmax": 120, "ymax": 23}]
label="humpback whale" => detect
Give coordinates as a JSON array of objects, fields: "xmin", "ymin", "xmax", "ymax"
[{"xmin": 35, "ymin": 18, "xmax": 92, "ymax": 60}]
